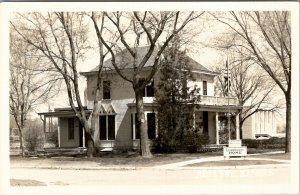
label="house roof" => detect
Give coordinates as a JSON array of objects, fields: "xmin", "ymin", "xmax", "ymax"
[{"xmin": 80, "ymin": 46, "xmax": 218, "ymax": 76}]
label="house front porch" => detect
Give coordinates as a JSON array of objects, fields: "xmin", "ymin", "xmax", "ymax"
[{"xmin": 193, "ymin": 104, "xmax": 242, "ymax": 145}]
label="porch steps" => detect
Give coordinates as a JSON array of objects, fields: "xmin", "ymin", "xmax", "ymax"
[{"xmin": 199, "ymin": 144, "xmax": 226, "ymax": 152}]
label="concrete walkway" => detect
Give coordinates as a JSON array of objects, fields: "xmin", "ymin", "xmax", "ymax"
[{"xmin": 154, "ymin": 152, "xmax": 290, "ymax": 170}]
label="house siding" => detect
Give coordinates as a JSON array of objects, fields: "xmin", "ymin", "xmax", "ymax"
[
  {"xmin": 84, "ymin": 69, "xmax": 219, "ymax": 148},
  {"xmin": 242, "ymin": 110, "xmax": 277, "ymax": 139},
  {"xmin": 59, "ymin": 117, "xmax": 80, "ymax": 147}
]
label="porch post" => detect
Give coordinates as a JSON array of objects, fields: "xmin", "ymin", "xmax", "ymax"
[
  {"xmin": 82, "ymin": 127, "xmax": 85, "ymax": 148},
  {"xmin": 192, "ymin": 110, "xmax": 196, "ymax": 130},
  {"xmin": 216, "ymin": 112, "xmax": 219, "ymax": 145},
  {"xmin": 236, "ymin": 113, "xmax": 240, "ymax": 140},
  {"xmin": 132, "ymin": 113, "xmax": 136, "ymax": 139},
  {"xmin": 58, "ymin": 118, "xmax": 61, "ymax": 148},
  {"xmin": 43, "ymin": 116, "xmax": 46, "ymax": 133}
]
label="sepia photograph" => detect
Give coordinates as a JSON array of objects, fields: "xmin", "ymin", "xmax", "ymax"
[{"xmin": 0, "ymin": 1, "xmax": 299, "ymax": 195}]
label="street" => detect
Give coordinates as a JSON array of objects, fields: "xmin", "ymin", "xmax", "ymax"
[{"xmin": 10, "ymin": 166, "xmax": 290, "ymax": 186}]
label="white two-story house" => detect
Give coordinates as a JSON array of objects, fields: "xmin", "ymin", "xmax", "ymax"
[{"xmin": 39, "ymin": 47, "xmax": 242, "ymax": 150}]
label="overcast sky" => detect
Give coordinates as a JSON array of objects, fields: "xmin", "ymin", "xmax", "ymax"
[{"xmin": 3, "ymin": 2, "xmax": 296, "ymax": 121}]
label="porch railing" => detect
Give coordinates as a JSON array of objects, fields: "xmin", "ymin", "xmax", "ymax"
[
  {"xmin": 134, "ymin": 95, "xmax": 238, "ymax": 106},
  {"xmin": 198, "ymin": 95, "xmax": 238, "ymax": 106}
]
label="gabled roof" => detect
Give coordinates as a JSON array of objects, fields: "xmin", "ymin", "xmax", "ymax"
[{"xmin": 81, "ymin": 46, "xmax": 218, "ymax": 76}]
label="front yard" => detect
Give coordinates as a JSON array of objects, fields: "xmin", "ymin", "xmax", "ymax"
[{"xmin": 10, "ymin": 148, "xmax": 289, "ymax": 168}]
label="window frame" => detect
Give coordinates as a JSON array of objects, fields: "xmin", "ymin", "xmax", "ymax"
[
  {"xmin": 131, "ymin": 112, "xmax": 156, "ymax": 140},
  {"xmin": 203, "ymin": 80, "xmax": 207, "ymax": 96},
  {"xmin": 99, "ymin": 114, "xmax": 116, "ymax": 141},
  {"xmin": 138, "ymin": 79, "xmax": 155, "ymax": 97},
  {"xmin": 103, "ymin": 80, "xmax": 111, "ymax": 100}
]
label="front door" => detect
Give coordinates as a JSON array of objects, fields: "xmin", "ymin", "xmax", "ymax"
[{"xmin": 147, "ymin": 113, "xmax": 156, "ymax": 139}]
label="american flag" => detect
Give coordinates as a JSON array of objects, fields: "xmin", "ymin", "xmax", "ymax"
[{"xmin": 223, "ymin": 60, "xmax": 231, "ymax": 96}]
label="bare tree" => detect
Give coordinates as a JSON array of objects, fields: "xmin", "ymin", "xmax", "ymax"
[
  {"xmin": 215, "ymin": 56, "xmax": 279, "ymax": 139},
  {"xmin": 91, "ymin": 11, "xmax": 204, "ymax": 157},
  {"xmin": 10, "ymin": 12, "xmax": 100, "ymax": 157},
  {"xmin": 9, "ymin": 29, "xmax": 60, "ymax": 156},
  {"xmin": 211, "ymin": 11, "xmax": 291, "ymax": 153}
]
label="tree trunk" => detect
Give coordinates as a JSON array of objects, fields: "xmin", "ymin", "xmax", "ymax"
[
  {"xmin": 135, "ymin": 91, "xmax": 152, "ymax": 158},
  {"xmin": 79, "ymin": 118, "xmax": 95, "ymax": 158},
  {"xmin": 85, "ymin": 132, "xmax": 94, "ymax": 158},
  {"xmin": 18, "ymin": 128, "xmax": 25, "ymax": 157},
  {"xmin": 285, "ymin": 92, "xmax": 291, "ymax": 153},
  {"xmin": 239, "ymin": 114, "xmax": 243, "ymax": 140}
]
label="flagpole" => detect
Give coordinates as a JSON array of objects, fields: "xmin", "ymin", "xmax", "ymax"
[{"xmin": 227, "ymin": 58, "xmax": 231, "ymax": 141}]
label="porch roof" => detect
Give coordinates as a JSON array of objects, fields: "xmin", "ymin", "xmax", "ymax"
[
  {"xmin": 127, "ymin": 102, "xmax": 158, "ymax": 108},
  {"xmin": 38, "ymin": 107, "xmax": 92, "ymax": 117},
  {"xmin": 196, "ymin": 104, "xmax": 242, "ymax": 112}
]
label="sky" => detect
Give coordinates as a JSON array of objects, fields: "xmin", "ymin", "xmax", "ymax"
[{"xmin": 3, "ymin": 2, "xmax": 296, "ymax": 123}]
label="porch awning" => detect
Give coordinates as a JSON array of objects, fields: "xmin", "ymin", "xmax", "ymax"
[{"xmin": 38, "ymin": 107, "xmax": 92, "ymax": 117}]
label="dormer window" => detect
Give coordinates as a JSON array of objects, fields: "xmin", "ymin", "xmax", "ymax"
[{"xmin": 103, "ymin": 80, "xmax": 111, "ymax": 99}]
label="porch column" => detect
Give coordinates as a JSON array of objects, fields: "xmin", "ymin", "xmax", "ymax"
[
  {"xmin": 43, "ymin": 116, "xmax": 46, "ymax": 133},
  {"xmin": 58, "ymin": 118, "xmax": 61, "ymax": 147},
  {"xmin": 192, "ymin": 110, "xmax": 196, "ymax": 130},
  {"xmin": 216, "ymin": 112, "xmax": 219, "ymax": 145},
  {"xmin": 82, "ymin": 127, "xmax": 85, "ymax": 147},
  {"xmin": 236, "ymin": 113, "xmax": 240, "ymax": 140}
]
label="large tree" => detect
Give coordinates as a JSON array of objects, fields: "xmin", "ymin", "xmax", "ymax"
[
  {"xmin": 155, "ymin": 37, "xmax": 201, "ymax": 150},
  {"xmin": 9, "ymin": 29, "xmax": 60, "ymax": 156},
  {"xmin": 212, "ymin": 11, "xmax": 291, "ymax": 153},
  {"xmin": 10, "ymin": 12, "xmax": 113, "ymax": 157},
  {"xmin": 92, "ymin": 11, "xmax": 203, "ymax": 157}
]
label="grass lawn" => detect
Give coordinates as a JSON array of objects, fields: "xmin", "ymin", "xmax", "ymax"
[
  {"xmin": 184, "ymin": 159, "xmax": 285, "ymax": 167},
  {"xmin": 248, "ymin": 152, "xmax": 291, "ymax": 160},
  {"xmin": 11, "ymin": 153, "xmax": 212, "ymax": 167},
  {"xmin": 10, "ymin": 148, "xmax": 288, "ymax": 167}
]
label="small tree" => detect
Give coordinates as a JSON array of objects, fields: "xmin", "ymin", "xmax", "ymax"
[
  {"xmin": 9, "ymin": 28, "xmax": 60, "ymax": 156},
  {"xmin": 215, "ymin": 56, "xmax": 279, "ymax": 139},
  {"xmin": 155, "ymin": 38, "xmax": 202, "ymax": 151},
  {"xmin": 23, "ymin": 119, "xmax": 44, "ymax": 152}
]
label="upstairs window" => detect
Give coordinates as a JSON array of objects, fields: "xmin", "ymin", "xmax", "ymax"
[
  {"xmin": 138, "ymin": 79, "xmax": 155, "ymax": 97},
  {"xmin": 103, "ymin": 80, "xmax": 111, "ymax": 99},
  {"xmin": 203, "ymin": 80, "xmax": 207, "ymax": 96}
]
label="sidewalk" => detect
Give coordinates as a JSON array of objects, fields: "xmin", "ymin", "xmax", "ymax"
[{"xmin": 10, "ymin": 152, "xmax": 290, "ymax": 171}]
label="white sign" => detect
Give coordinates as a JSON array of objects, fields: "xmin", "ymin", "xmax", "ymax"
[
  {"xmin": 223, "ymin": 146, "xmax": 247, "ymax": 157},
  {"xmin": 229, "ymin": 140, "xmax": 242, "ymax": 147}
]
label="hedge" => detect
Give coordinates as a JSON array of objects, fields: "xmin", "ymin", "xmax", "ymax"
[{"xmin": 242, "ymin": 137, "xmax": 285, "ymax": 149}]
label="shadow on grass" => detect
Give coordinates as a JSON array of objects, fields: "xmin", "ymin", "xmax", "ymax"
[{"xmin": 10, "ymin": 179, "xmax": 47, "ymax": 186}]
